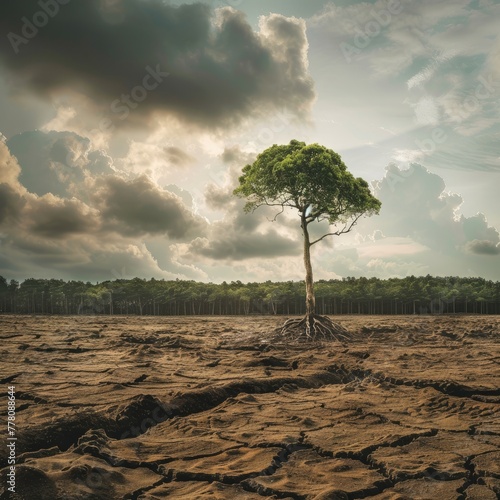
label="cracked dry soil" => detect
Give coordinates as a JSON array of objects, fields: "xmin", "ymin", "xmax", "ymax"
[{"xmin": 0, "ymin": 314, "xmax": 499, "ymax": 500}]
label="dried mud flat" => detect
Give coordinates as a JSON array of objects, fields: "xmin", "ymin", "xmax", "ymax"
[{"xmin": 0, "ymin": 314, "xmax": 499, "ymax": 500}]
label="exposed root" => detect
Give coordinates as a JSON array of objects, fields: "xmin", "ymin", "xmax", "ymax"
[{"xmin": 277, "ymin": 314, "xmax": 352, "ymax": 342}]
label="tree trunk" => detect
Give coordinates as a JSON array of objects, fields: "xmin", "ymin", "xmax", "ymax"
[
  {"xmin": 302, "ymin": 215, "xmax": 315, "ymax": 318},
  {"xmin": 276, "ymin": 213, "xmax": 351, "ymax": 342}
]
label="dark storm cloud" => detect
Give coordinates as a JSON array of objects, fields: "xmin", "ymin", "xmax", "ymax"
[
  {"xmin": 465, "ymin": 239, "xmax": 500, "ymax": 256},
  {"xmin": 28, "ymin": 196, "xmax": 98, "ymax": 238},
  {"xmin": 0, "ymin": 183, "xmax": 25, "ymax": 224},
  {"xmin": 0, "ymin": 0, "xmax": 315, "ymax": 129},
  {"xmin": 187, "ymin": 227, "xmax": 300, "ymax": 261},
  {"xmin": 97, "ymin": 175, "xmax": 205, "ymax": 238}
]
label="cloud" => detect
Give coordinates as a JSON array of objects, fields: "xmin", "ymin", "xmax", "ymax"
[
  {"xmin": 322, "ymin": 248, "xmax": 363, "ymax": 277},
  {"xmin": 113, "ymin": 140, "xmax": 186, "ymax": 184},
  {"xmin": 164, "ymin": 146, "xmax": 194, "ymax": 168},
  {"xmin": 311, "ymin": 0, "xmax": 488, "ymax": 71},
  {"xmin": 190, "ymin": 200, "xmax": 301, "ymax": 263},
  {"xmin": 365, "ymin": 257, "xmax": 429, "ymax": 277},
  {"xmin": 0, "ymin": 183, "xmax": 25, "ymax": 225},
  {"xmin": 96, "ymin": 174, "xmax": 206, "ymax": 238},
  {"xmin": 6, "ymin": 130, "xmax": 115, "ymax": 198},
  {"xmin": 460, "ymin": 212, "xmax": 500, "ymax": 243},
  {"xmin": 163, "ymin": 184, "xmax": 194, "ymax": 210},
  {"xmin": 0, "ymin": 139, "xmax": 23, "ymax": 187},
  {"xmin": 0, "ymin": 138, "xmax": 207, "ymax": 281},
  {"xmin": 26, "ymin": 195, "xmax": 99, "ymax": 239},
  {"xmin": 411, "ymin": 97, "xmax": 440, "ymax": 126},
  {"xmin": 0, "ymin": 1, "xmax": 315, "ymax": 130},
  {"xmin": 0, "ymin": 141, "xmax": 27, "ymax": 224},
  {"xmin": 168, "ymin": 144, "xmax": 302, "ymax": 263},
  {"xmin": 308, "ymin": 0, "xmax": 499, "ymax": 150},
  {"xmin": 356, "ymin": 236, "xmax": 428, "ymax": 259},
  {"xmin": 183, "ymin": 226, "xmax": 300, "ymax": 262},
  {"xmin": 221, "ymin": 145, "xmax": 256, "ymax": 166},
  {"xmin": 324, "ymin": 162, "xmax": 500, "ymax": 279},
  {"xmin": 465, "ymin": 239, "xmax": 500, "ymax": 256},
  {"xmin": 0, "ymin": 139, "xmax": 100, "ymax": 240},
  {"xmin": 0, "ymin": 232, "xmax": 179, "ymax": 282},
  {"xmin": 204, "ymin": 182, "xmax": 234, "ymax": 211},
  {"xmin": 205, "ymin": 146, "xmax": 256, "ymax": 210},
  {"xmin": 5, "ymin": 132, "xmax": 204, "ymax": 243},
  {"xmin": 371, "ymin": 163, "xmax": 500, "ymax": 252}
]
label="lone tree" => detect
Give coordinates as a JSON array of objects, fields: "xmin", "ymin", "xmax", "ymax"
[{"xmin": 234, "ymin": 140, "xmax": 381, "ymax": 341}]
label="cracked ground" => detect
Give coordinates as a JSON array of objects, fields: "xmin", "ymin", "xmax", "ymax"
[{"xmin": 0, "ymin": 314, "xmax": 499, "ymax": 499}]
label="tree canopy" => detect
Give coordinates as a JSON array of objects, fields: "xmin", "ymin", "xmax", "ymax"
[{"xmin": 234, "ymin": 140, "xmax": 381, "ymax": 240}]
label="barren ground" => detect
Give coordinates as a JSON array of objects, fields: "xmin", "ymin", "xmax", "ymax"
[{"xmin": 0, "ymin": 314, "xmax": 499, "ymax": 500}]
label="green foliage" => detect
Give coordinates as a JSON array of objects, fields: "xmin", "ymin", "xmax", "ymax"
[
  {"xmin": 233, "ymin": 140, "xmax": 381, "ymax": 224},
  {"xmin": 0, "ymin": 275, "xmax": 499, "ymax": 315}
]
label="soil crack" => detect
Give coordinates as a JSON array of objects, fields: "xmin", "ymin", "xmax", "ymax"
[{"xmin": 327, "ymin": 363, "xmax": 500, "ymax": 399}]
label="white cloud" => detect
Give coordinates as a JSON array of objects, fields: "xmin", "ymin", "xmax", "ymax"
[
  {"xmin": 296, "ymin": 161, "xmax": 500, "ymax": 279},
  {"xmin": 407, "ymin": 49, "xmax": 457, "ymax": 89},
  {"xmin": 357, "ymin": 236, "xmax": 428, "ymax": 259},
  {"xmin": 41, "ymin": 105, "xmax": 78, "ymax": 133},
  {"xmin": 365, "ymin": 258, "xmax": 429, "ymax": 277},
  {"xmin": 411, "ymin": 97, "xmax": 440, "ymax": 126}
]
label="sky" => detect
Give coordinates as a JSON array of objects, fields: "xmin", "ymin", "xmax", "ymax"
[{"xmin": 0, "ymin": 0, "xmax": 499, "ymax": 284}]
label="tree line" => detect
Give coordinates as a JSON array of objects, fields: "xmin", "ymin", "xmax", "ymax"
[{"xmin": 1, "ymin": 275, "xmax": 499, "ymax": 316}]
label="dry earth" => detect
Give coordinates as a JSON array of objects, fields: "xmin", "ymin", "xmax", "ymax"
[{"xmin": 0, "ymin": 314, "xmax": 499, "ymax": 500}]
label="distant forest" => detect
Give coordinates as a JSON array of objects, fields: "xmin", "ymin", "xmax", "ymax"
[{"xmin": 1, "ymin": 275, "xmax": 500, "ymax": 316}]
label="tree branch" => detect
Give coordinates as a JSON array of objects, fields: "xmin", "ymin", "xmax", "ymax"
[
  {"xmin": 309, "ymin": 214, "xmax": 363, "ymax": 246},
  {"xmin": 250, "ymin": 198, "xmax": 295, "ymax": 212},
  {"xmin": 266, "ymin": 204, "xmax": 286, "ymax": 222}
]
